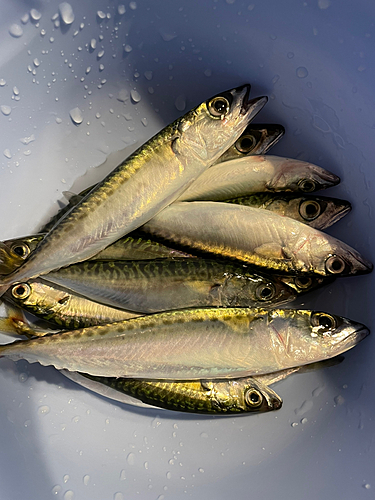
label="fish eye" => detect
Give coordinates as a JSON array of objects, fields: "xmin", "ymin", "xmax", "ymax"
[
  {"xmin": 325, "ymin": 255, "xmax": 346, "ymax": 274},
  {"xmin": 235, "ymin": 134, "xmax": 256, "ymax": 153},
  {"xmin": 298, "ymin": 179, "xmax": 316, "ymax": 193},
  {"xmin": 299, "ymin": 200, "xmax": 321, "ymax": 221},
  {"xmin": 294, "ymin": 276, "xmax": 313, "ymax": 289},
  {"xmin": 245, "ymin": 388, "xmax": 263, "ymax": 408},
  {"xmin": 256, "ymin": 282, "xmax": 276, "ymax": 301},
  {"xmin": 311, "ymin": 312, "xmax": 337, "ymax": 331},
  {"xmin": 207, "ymin": 96, "xmax": 230, "ymax": 119},
  {"xmin": 11, "ymin": 283, "xmax": 31, "ymax": 300},
  {"xmin": 10, "ymin": 242, "xmax": 30, "ymax": 259}
]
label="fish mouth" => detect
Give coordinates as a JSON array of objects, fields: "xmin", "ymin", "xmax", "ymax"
[
  {"xmin": 241, "ymin": 95, "xmax": 268, "ymax": 119},
  {"xmin": 344, "ymin": 326, "xmax": 370, "ymax": 349},
  {"xmin": 261, "ymin": 124, "xmax": 286, "ymax": 153},
  {"xmin": 349, "ymin": 252, "xmax": 373, "ymax": 275},
  {"xmin": 316, "ymin": 169, "xmax": 341, "ymax": 187},
  {"xmin": 324, "ymin": 201, "xmax": 352, "ymax": 228}
]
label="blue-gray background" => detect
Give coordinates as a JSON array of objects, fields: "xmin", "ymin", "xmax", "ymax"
[{"xmin": 0, "ymin": 1, "xmax": 374, "ymax": 499}]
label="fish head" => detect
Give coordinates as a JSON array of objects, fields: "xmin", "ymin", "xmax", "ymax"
[
  {"xmin": 0, "ymin": 242, "xmax": 24, "ymax": 275},
  {"xmin": 296, "ymin": 195, "xmax": 351, "ymax": 230},
  {"xmin": 211, "ymin": 378, "xmax": 282, "ymax": 413},
  {"xmin": 278, "ymin": 310, "xmax": 369, "ymax": 365},
  {"xmin": 266, "ymin": 158, "xmax": 340, "ymax": 192},
  {"xmin": 314, "ymin": 239, "xmax": 373, "ymax": 277},
  {"xmin": 176, "ymin": 85, "xmax": 268, "ymax": 164},
  {"xmin": 6, "ymin": 280, "xmax": 66, "ymax": 315},
  {"xmin": 215, "ymin": 123, "xmax": 285, "ymax": 163}
]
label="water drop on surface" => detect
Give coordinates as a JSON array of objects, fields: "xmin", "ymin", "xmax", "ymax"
[
  {"xmin": 99, "ymin": 64, "xmax": 104, "ymax": 71},
  {"xmin": 90, "ymin": 38, "xmax": 96, "ymax": 50},
  {"xmin": 69, "ymin": 107, "xmax": 83, "ymax": 124},
  {"xmin": 85, "ymin": 66, "xmax": 91, "ymax": 74},
  {"xmin": 204, "ymin": 69, "xmax": 212, "ymax": 77},
  {"xmin": 334, "ymin": 395, "xmax": 345, "ymax": 406},
  {"xmin": 175, "ymin": 95, "xmax": 186, "ymax": 111},
  {"xmin": 318, "ymin": 0, "xmax": 331, "ymax": 8},
  {"xmin": 287, "ymin": 52, "xmax": 294, "ymax": 59},
  {"xmin": 30, "ymin": 9, "xmax": 42, "ymax": 21},
  {"xmin": 1, "ymin": 105, "xmax": 11, "ymax": 116},
  {"xmin": 120, "ymin": 469, "xmax": 126, "ymax": 480},
  {"xmin": 98, "ymin": 49, "xmax": 105, "ymax": 59},
  {"xmin": 59, "ymin": 3, "xmax": 75, "ymax": 24},
  {"xmin": 127, "ymin": 452, "xmax": 135, "ymax": 465},
  {"xmin": 3, "ymin": 149, "xmax": 11, "ymax": 159},
  {"xmin": 9, "ymin": 24, "xmax": 23, "ymax": 38},
  {"xmin": 295, "ymin": 399, "xmax": 313, "ymax": 416},
  {"xmin": 97, "ymin": 10, "xmax": 106, "ymax": 20},
  {"xmin": 21, "ymin": 13, "xmax": 29, "ymax": 24},
  {"xmin": 198, "ymin": 468, "xmax": 204, "ymax": 473},
  {"xmin": 129, "ymin": 2, "xmax": 137, "ymax": 9},
  {"xmin": 130, "ymin": 89, "xmax": 141, "ymax": 103},
  {"xmin": 19, "ymin": 372, "xmax": 28, "ymax": 382},
  {"xmin": 124, "ymin": 44, "xmax": 132, "ymax": 52},
  {"xmin": 63, "ymin": 491, "xmax": 74, "ymax": 500},
  {"xmin": 118, "ymin": 4, "xmax": 126, "ymax": 15},
  {"xmin": 160, "ymin": 31, "xmax": 177, "ymax": 42},
  {"xmin": 296, "ymin": 67, "xmax": 308, "ymax": 78},
  {"xmin": 0, "ymin": 79, "xmax": 6, "ymax": 86},
  {"xmin": 56, "ymin": 117, "xmax": 62, "ymax": 124},
  {"xmin": 52, "ymin": 485, "xmax": 61, "ymax": 495},
  {"xmin": 301, "ymin": 418, "xmax": 308, "ymax": 424},
  {"xmin": 114, "ymin": 494, "xmax": 124, "ymax": 500},
  {"xmin": 291, "ymin": 422, "xmax": 298, "ymax": 428},
  {"xmin": 363, "ymin": 484, "xmax": 371, "ymax": 490},
  {"xmin": 33, "ymin": 58, "xmax": 40, "ymax": 67},
  {"xmin": 83, "ymin": 475, "xmax": 90, "ymax": 486},
  {"xmin": 63, "ymin": 475, "xmax": 70, "ymax": 483},
  {"xmin": 38, "ymin": 405, "xmax": 50, "ymax": 416}
]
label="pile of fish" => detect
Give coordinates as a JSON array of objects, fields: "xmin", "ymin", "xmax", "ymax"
[{"xmin": 0, "ymin": 84, "xmax": 372, "ymax": 415}]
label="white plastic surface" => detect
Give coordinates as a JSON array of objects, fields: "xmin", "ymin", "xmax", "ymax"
[{"xmin": 0, "ymin": 1, "xmax": 374, "ymax": 499}]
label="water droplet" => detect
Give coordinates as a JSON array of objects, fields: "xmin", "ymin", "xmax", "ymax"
[
  {"xmin": 52, "ymin": 485, "xmax": 61, "ymax": 495},
  {"xmin": 33, "ymin": 58, "xmax": 40, "ymax": 67},
  {"xmin": 175, "ymin": 95, "xmax": 186, "ymax": 111},
  {"xmin": 312, "ymin": 385, "xmax": 324, "ymax": 397},
  {"xmin": 113, "ymin": 493, "xmax": 124, "ymax": 500},
  {"xmin": 63, "ymin": 474, "xmax": 70, "ymax": 483},
  {"xmin": 0, "ymin": 79, "xmax": 6, "ymax": 86},
  {"xmin": 272, "ymin": 74, "xmax": 280, "ymax": 84},
  {"xmin": 168, "ymin": 459, "xmax": 175, "ymax": 465},
  {"xmin": 295, "ymin": 399, "xmax": 313, "ymax": 416},
  {"xmin": 130, "ymin": 89, "xmax": 141, "ymax": 103},
  {"xmin": 98, "ymin": 49, "xmax": 105, "ymax": 59},
  {"xmin": 144, "ymin": 461, "xmax": 149, "ymax": 470},
  {"xmin": 120, "ymin": 469, "xmax": 126, "ymax": 480},
  {"xmin": 24, "ymin": 419, "xmax": 31, "ymax": 427},
  {"xmin": 148, "ymin": 86, "xmax": 154, "ymax": 94},
  {"xmin": 363, "ymin": 483, "xmax": 371, "ymax": 490},
  {"xmin": 200, "ymin": 432, "xmax": 208, "ymax": 438},
  {"xmin": 38, "ymin": 405, "xmax": 50, "ymax": 416},
  {"xmin": 301, "ymin": 417, "xmax": 308, "ymax": 424},
  {"xmin": 296, "ymin": 67, "xmax": 308, "ymax": 78},
  {"xmin": 56, "ymin": 117, "xmax": 62, "ymax": 124},
  {"xmin": 9, "ymin": 24, "xmax": 23, "ymax": 38},
  {"xmin": 3, "ymin": 149, "xmax": 11, "ymax": 159},
  {"xmin": 358, "ymin": 65, "xmax": 366, "ymax": 72},
  {"xmin": 198, "ymin": 468, "xmax": 204, "ymax": 473},
  {"xmin": 18, "ymin": 372, "xmax": 28, "ymax": 382},
  {"xmin": 204, "ymin": 69, "xmax": 212, "ymax": 77},
  {"xmin": 287, "ymin": 52, "xmax": 294, "ymax": 59},
  {"xmin": 160, "ymin": 31, "xmax": 177, "ymax": 42},
  {"xmin": 144, "ymin": 70, "xmax": 153, "ymax": 81},
  {"xmin": 99, "ymin": 64, "xmax": 105, "ymax": 71},
  {"xmin": 97, "ymin": 10, "xmax": 106, "ymax": 20},
  {"xmin": 129, "ymin": 2, "xmax": 137, "ymax": 9},
  {"xmin": 141, "ymin": 117, "xmax": 148, "ymax": 127},
  {"xmin": 40, "ymin": 29, "xmax": 46, "ymax": 36},
  {"xmin": 63, "ymin": 490, "xmax": 74, "ymax": 500},
  {"xmin": 166, "ymin": 471, "xmax": 172, "ymax": 479},
  {"xmin": 69, "ymin": 107, "xmax": 83, "ymax": 125},
  {"xmin": 83, "ymin": 475, "xmax": 90, "ymax": 486},
  {"xmin": 334, "ymin": 395, "xmax": 345, "ymax": 406},
  {"xmin": 50, "ymin": 37, "xmax": 55, "ymax": 43},
  {"xmin": 291, "ymin": 422, "xmax": 299, "ymax": 428},
  {"xmin": 58, "ymin": 2, "xmax": 74, "ymax": 24},
  {"xmin": 156, "ymin": 496, "xmax": 164, "ymax": 500},
  {"xmin": 127, "ymin": 452, "xmax": 135, "ymax": 465},
  {"xmin": 124, "ymin": 44, "xmax": 132, "ymax": 53},
  {"xmin": 30, "ymin": 8, "xmax": 42, "ymax": 21},
  {"xmin": 71, "ymin": 415, "xmax": 80, "ymax": 423},
  {"xmin": 1, "ymin": 105, "xmax": 11, "ymax": 116},
  {"xmin": 318, "ymin": 0, "xmax": 331, "ymax": 9},
  {"xmin": 118, "ymin": 5, "xmax": 126, "ymax": 15},
  {"xmin": 21, "ymin": 13, "xmax": 29, "ymax": 24}
]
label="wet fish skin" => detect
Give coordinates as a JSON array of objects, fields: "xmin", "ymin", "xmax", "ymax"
[
  {"xmin": 42, "ymin": 258, "xmax": 296, "ymax": 313},
  {"xmin": 177, "ymin": 155, "xmax": 340, "ymax": 202},
  {"xmin": 6, "ymin": 281, "xmax": 140, "ymax": 330},
  {"xmin": 0, "ymin": 233, "xmax": 194, "ymax": 275},
  {"xmin": 0, "ymin": 85, "xmax": 263, "ymax": 293},
  {"xmin": 0, "ymin": 307, "xmax": 368, "ymax": 379},
  {"xmin": 142, "ymin": 202, "xmax": 373, "ymax": 276},
  {"xmin": 227, "ymin": 193, "xmax": 352, "ymax": 230},
  {"xmin": 75, "ymin": 373, "xmax": 282, "ymax": 414}
]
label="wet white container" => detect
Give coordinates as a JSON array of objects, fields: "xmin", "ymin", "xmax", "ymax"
[{"xmin": 0, "ymin": 1, "xmax": 374, "ymax": 499}]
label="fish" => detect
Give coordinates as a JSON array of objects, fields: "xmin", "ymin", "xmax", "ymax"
[
  {"xmin": 0, "ymin": 233, "xmax": 194, "ymax": 276},
  {"xmin": 0, "ymin": 307, "xmax": 368, "ymax": 379},
  {"xmin": 6, "ymin": 281, "xmax": 140, "ymax": 330},
  {"xmin": 42, "ymin": 259, "xmax": 296, "ymax": 313},
  {"xmin": 213, "ymin": 123, "xmax": 285, "ymax": 163},
  {"xmin": 0, "ymin": 85, "xmax": 265, "ymax": 294},
  {"xmin": 176, "ymin": 155, "xmax": 340, "ymax": 202},
  {"xmin": 63, "ymin": 372, "xmax": 282, "ymax": 414},
  {"xmin": 142, "ymin": 202, "xmax": 373, "ymax": 276},
  {"xmin": 227, "ymin": 193, "xmax": 351, "ymax": 230}
]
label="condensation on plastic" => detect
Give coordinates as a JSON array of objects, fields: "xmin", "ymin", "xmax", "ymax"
[{"xmin": 0, "ymin": 1, "xmax": 374, "ymax": 499}]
